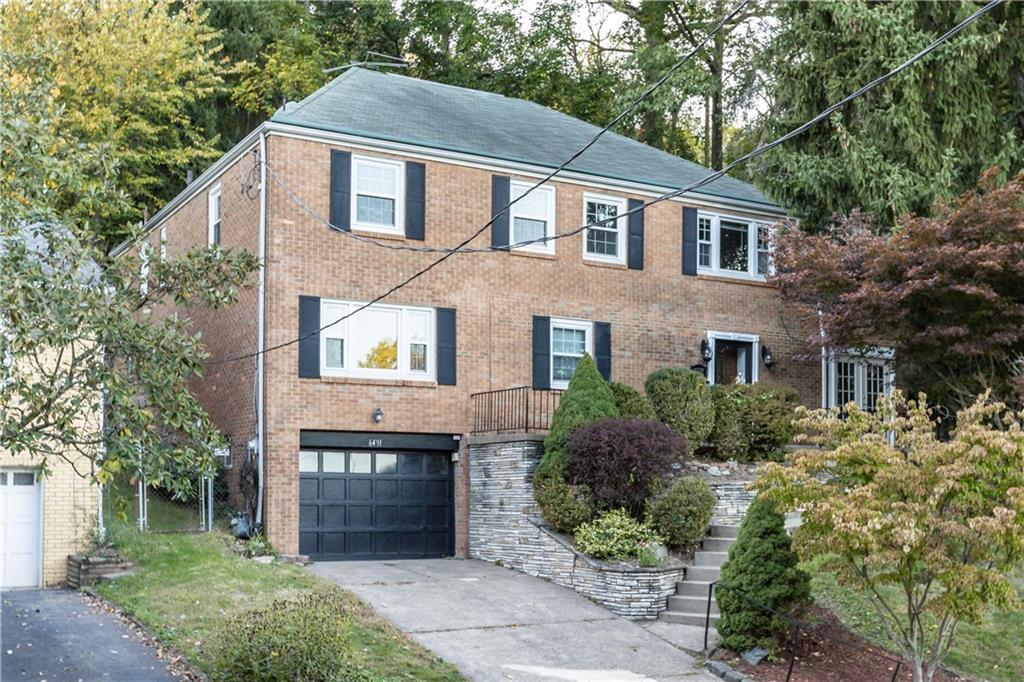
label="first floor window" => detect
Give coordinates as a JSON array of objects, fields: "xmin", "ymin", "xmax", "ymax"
[
  {"xmin": 352, "ymin": 156, "xmax": 403, "ymax": 233},
  {"xmin": 829, "ymin": 353, "xmax": 892, "ymax": 412},
  {"xmin": 320, "ymin": 300, "xmax": 434, "ymax": 380},
  {"xmin": 551, "ymin": 318, "xmax": 592, "ymax": 388},
  {"xmin": 510, "ymin": 181, "xmax": 555, "ymax": 253},
  {"xmin": 583, "ymin": 194, "xmax": 625, "ymax": 263}
]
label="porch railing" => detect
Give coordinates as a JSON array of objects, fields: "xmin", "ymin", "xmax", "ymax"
[{"xmin": 470, "ymin": 386, "xmax": 564, "ymax": 435}]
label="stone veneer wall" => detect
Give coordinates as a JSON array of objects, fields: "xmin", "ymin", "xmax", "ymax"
[
  {"xmin": 708, "ymin": 481, "xmax": 756, "ymax": 526},
  {"xmin": 468, "ymin": 434, "xmax": 684, "ymax": 620}
]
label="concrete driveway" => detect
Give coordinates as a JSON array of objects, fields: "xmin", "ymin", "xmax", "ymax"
[
  {"xmin": 309, "ymin": 558, "xmax": 717, "ymax": 682},
  {"xmin": 0, "ymin": 589, "xmax": 174, "ymax": 682}
]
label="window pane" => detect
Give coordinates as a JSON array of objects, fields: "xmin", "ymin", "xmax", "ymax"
[
  {"xmin": 12, "ymin": 472, "xmax": 34, "ymax": 485},
  {"xmin": 699, "ymin": 243, "xmax": 711, "ymax": 268},
  {"xmin": 586, "ymin": 201, "xmax": 618, "ymax": 227},
  {"xmin": 350, "ymin": 307, "xmax": 399, "ymax": 370},
  {"xmin": 757, "ymin": 251, "xmax": 770, "ymax": 276},
  {"xmin": 719, "ymin": 221, "xmax": 749, "ymax": 272},
  {"xmin": 513, "ymin": 217, "xmax": 546, "ymax": 245},
  {"xmin": 410, "ymin": 343, "xmax": 427, "ymax": 372},
  {"xmin": 836, "ymin": 361, "xmax": 856, "ymax": 407},
  {"xmin": 349, "ymin": 452, "xmax": 371, "ymax": 474},
  {"xmin": 356, "ymin": 195, "xmax": 396, "ymax": 226},
  {"xmin": 322, "ymin": 452, "xmax": 346, "ymax": 473},
  {"xmin": 299, "ymin": 451, "xmax": 319, "ymax": 472},
  {"xmin": 698, "ymin": 216, "xmax": 712, "ymax": 242},
  {"xmin": 586, "ymin": 228, "xmax": 618, "ymax": 256},
  {"xmin": 325, "ymin": 338, "xmax": 344, "ymax": 368},
  {"xmin": 375, "ymin": 453, "xmax": 397, "ymax": 474},
  {"xmin": 511, "ymin": 185, "xmax": 549, "ymax": 218},
  {"xmin": 355, "ymin": 162, "xmax": 397, "ymax": 196},
  {"xmin": 0, "ymin": 472, "xmax": 6, "ymax": 485},
  {"xmin": 756, "ymin": 224, "xmax": 771, "ymax": 275},
  {"xmin": 552, "ymin": 327, "xmax": 586, "ymax": 354},
  {"xmin": 865, "ymin": 364, "xmax": 885, "ymax": 412},
  {"xmin": 552, "ymin": 354, "xmax": 580, "ymax": 381}
]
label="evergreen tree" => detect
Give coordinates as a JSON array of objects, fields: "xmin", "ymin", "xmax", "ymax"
[
  {"xmin": 755, "ymin": 0, "xmax": 1024, "ymax": 232},
  {"xmin": 716, "ymin": 498, "xmax": 810, "ymax": 652}
]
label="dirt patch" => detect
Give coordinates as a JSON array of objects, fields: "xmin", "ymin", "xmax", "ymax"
[{"xmin": 714, "ymin": 606, "xmax": 964, "ymax": 682}]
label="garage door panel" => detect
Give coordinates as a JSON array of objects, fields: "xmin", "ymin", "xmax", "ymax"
[
  {"xmin": 299, "ymin": 446, "xmax": 453, "ymax": 560},
  {"xmin": 299, "ymin": 532, "xmax": 319, "ymax": 556}
]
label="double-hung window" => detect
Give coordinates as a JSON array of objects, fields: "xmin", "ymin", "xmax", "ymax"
[
  {"xmin": 320, "ymin": 299, "xmax": 434, "ymax": 381},
  {"xmin": 583, "ymin": 193, "xmax": 626, "ymax": 264},
  {"xmin": 352, "ymin": 156, "xmax": 403, "ymax": 234},
  {"xmin": 207, "ymin": 185, "xmax": 221, "ymax": 247},
  {"xmin": 827, "ymin": 353, "xmax": 893, "ymax": 412},
  {"xmin": 139, "ymin": 244, "xmax": 150, "ymax": 296},
  {"xmin": 510, "ymin": 181, "xmax": 555, "ymax": 254},
  {"xmin": 550, "ymin": 318, "xmax": 593, "ymax": 389},
  {"xmin": 697, "ymin": 212, "xmax": 775, "ymax": 279}
]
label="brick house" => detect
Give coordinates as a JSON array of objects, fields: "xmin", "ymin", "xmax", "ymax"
[{"xmin": 121, "ymin": 68, "xmax": 890, "ymax": 561}]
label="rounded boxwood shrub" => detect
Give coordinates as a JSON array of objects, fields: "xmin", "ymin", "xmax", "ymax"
[
  {"xmin": 532, "ymin": 466, "xmax": 595, "ymax": 533},
  {"xmin": 709, "ymin": 384, "xmax": 800, "ymax": 462},
  {"xmin": 565, "ymin": 418, "xmax": 686, "ymax": 518},
  {"xmin": 210, "ymin": 591, "xmax": 374, "ymax": 682},
  {"xmin": 644, "ymin": 367, "xmax": 715, "ymax": 447},
  {"xmin": 716, "ymin": 498, "xmax": 810, "ymax": 653},
  {"xmin": 709, "ymin": 383, "xmax": 752, "ymax": 461},
  {"xmin": 645, "ymin": 476, "xmax": 716, "ymax": 549},
  {"xmin": 609, "ymin": 381, "xmax": 656, "ymax": 419},
  {"xmin": 573, "ymin": 508, "xmax": 663, "ymax": 561}
]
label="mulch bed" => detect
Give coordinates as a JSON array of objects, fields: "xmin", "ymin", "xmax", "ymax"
[{"xmin": 714, "ymin": 606, "xmax": 964, "ymax": 682}]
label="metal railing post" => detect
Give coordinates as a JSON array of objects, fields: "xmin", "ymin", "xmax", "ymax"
[
  {"xmin": 785, "ymin": 624, "xmax": 801, "ymax": 682},
  {"xmin": 703, "ymin": 580, "xmax": 717, "ymax": 650},
  {"xmin": 891, "ymin": 661, "xmax": 902, "ymax": 682}
]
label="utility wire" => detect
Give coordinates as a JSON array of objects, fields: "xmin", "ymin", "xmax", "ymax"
[{"xmin": 211, "ymin": 0, "xmax": 1002, "ymax": 367}]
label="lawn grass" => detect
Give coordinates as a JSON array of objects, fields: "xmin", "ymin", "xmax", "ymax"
[
  {"xmin": 804, "ymin": 555, "xmax": 1024, "ymax": 682},
  {"xmin": 95, "ymin": 527, "xmax": 462, "ymax": 681}
]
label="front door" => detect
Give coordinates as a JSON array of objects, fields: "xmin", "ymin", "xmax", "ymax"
[
  {"xmin": 714, "ymin": 339, "xmax": 754, "ymax": 385},
  {"xmin": 0, "ymin": 470, "xmax": 41, "ymax": 589}
]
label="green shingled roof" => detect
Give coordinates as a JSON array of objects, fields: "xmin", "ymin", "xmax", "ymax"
[{"xmin": 271, "ymin": 67, "xmax": 779, "ymax": 210}]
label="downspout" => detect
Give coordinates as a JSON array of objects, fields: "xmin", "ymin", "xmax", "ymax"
[{"xmin": 256, "ymin": 131, "xmax": 267, "ymax": 526}]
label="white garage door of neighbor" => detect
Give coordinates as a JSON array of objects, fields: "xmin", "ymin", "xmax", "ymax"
[{"xmin": 0, "ymin": 470, "xmax": 41, "ymax": 589}]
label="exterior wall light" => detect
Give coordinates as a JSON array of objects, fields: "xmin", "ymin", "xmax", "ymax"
[
  {"xmin": 700, "ymin": 338, "xmax": 713, "ymax": 362},
  {"xmin": 762, "ymin": 345, "xmax": 776, "ymax": 368},
  {"xmin": 373, "ymin": 407, "xmax": 384, "ymax": 423}
]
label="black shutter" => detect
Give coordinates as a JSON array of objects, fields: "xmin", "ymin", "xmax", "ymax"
[
  {"xmin": 682, "ymin": 206, "xmax": 698, "ymax": 276},
  {"xmin": 298, "ymin": 295, "xmax": 321, "ymax": 378},
  {"xmin": 436, "ymin": 307, "xmax": 456, "ymax": 386},
  {"xmin": 532, "ymin": 316, "xmax": 550, "ymax": 390},
  {"xmin": 329, "ymin": 151, "xmax": 351, "ymax": 232},
  {"xmin": 594, "ymin": 322, "xmax": 612, "ymax": 381},
  {"xmin": 627, "ymin": 199, "xmax": 644, "ymax": 270},
  {"xmin": 405, "ymin": 161, "xmax": 426, "ymax": 240},
  {"xmin": 491, "ymin": 175, "xmax": 510, "ymax": 250}
]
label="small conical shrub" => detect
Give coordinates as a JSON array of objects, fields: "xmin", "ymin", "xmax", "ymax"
[{"xmin": 715, "ymin": 498, "xmax": 810, "ymax": 653}]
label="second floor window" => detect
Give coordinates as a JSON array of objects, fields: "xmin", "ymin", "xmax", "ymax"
[
  {"xmin": 320, "ymin": 299, "xmax": 434, "ymax": 381},
  {"xmin": 510, "ymin": 181, "xmax": 555, "ymax": 254},
  {"xmin": 352, "ymin": 156, "xmax": 403, "ymax": 233},
  {"xmin": 207, "ymin": 185, "xmax": 221, "ymax": 246},
  {"xmin": 583, "ymin": 194, "xmax": 625, "ymax": 264},
  {"xmin": 697, "ymin": 212, "xmax": 774, "ymax": 279}
]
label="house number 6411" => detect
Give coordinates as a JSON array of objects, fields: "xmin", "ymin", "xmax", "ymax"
[{"xmin": 367, "ymin": 438, "xmax": 383, "ymax": 448}]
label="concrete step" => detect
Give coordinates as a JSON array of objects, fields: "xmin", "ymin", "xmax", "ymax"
[
  {"xmin": 676, "ymin": 580, "xmax": 715, "ymax": 597},
  {"xmin": 684, "ymin": 565, "xmax": 721, "ymax": 582},
  {"xmin": 659, "ymin": 610, "xmax": 719, "ymax": 626},
  {"xmin": 668, "ymin": 595, "xmax": 718, "ymax": 614},
  {"xmin": 700, "ymin": 537, "xmax": 735, "ymax": 552},
  {"xmin": 709, "ymin": 524, "xmax": 740, "ymax": 539},
  {"xmin": 693, "ymin": 551, "xmax": 729, "ymax": 567}
]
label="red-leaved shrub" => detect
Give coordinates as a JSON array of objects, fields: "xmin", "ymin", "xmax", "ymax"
[{"xmin": 565, "ymin": 418, "xmax": 687, "ymax": 518}]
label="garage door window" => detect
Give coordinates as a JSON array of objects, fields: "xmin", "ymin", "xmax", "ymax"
[
  {"xmin": 299, "ymin": 450, "xmax": 319, "ymax": 472},
  {"xmin": 376, "ymin": 453, "xmax": 398, "ymax": 474},
  {"xmin": 12, "ymin": 472, "xmax": 34, "ymax": 485},
  {"xmin": 323, "ymin": 452, "xmax": 346, "ymax": 473},
  {"xmin": 349, "ymin": 452, "xmax": 372, "ymax": 474}
]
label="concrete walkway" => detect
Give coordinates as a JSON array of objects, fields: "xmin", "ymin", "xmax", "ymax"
[
  {"xmin": 0, "ymin": 589, "xmax": 174, "ymax": 682},
  {"xmin": 309, "ymin": 558, "xmax": 717, "ymax": 682}
]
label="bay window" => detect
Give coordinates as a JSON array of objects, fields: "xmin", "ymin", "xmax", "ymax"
[
  {"xmin": 510, "ymin": 181, "xmax": 555, "ymax": 253},
  {"xmin": 697, "ymin": 212, "xmax": 775, "ymax": 279},
  {"xmin": 319, "ymin": 299, "xmax": 434, "ymax": 380}
]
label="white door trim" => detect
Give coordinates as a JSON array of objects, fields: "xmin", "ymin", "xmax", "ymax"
[{"xmin": 706, "ymin": 330, "xmax": 760, "ymax": 386}]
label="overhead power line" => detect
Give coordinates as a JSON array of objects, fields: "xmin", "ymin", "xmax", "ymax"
[{"xmin": 211, "ymin": 0, "xmax": 1002, "ymax": 367}]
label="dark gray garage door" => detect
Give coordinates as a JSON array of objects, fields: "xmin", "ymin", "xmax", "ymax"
[{"xmin": 299, "ymin": 449, "xmax": 454, "ymax": 560}]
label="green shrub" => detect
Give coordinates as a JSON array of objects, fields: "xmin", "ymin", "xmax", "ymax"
[
  {"xmin": 532, "ymin": 466, "xmax": 595, "ymax": 533},
  {"xmin": 645, "ymin": 477, "xmax": 716, "ymax": 549},
  {"xmin": 573, "ymin": 508, "xmax": 664, "ymax": 561},
  {"xmin": 644, "ymin": 367, "xmax": 715, "ymax": 447},
  {"xmin": 210, "ymin": 591, "xmax": 374, "ymax": 682},
  {"xmin": 715, "ymin": 498, "xmax": 810, "ymax": 653},
  {"xmin": 609, "ymin": 381, "xmax": 656, "ymax": 419},
  {"xmin": 709, "ymin": 384, "xmax": 800, "ymax": 462}
]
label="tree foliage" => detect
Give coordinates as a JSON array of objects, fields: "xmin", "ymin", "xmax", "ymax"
[
  {"xmin": 771, "ymin": 170, "xmax": 1024, "ymax": 408},
  {"xmin": 755, "ymin": 0, "xmax": 1024, "ymax": 232},
  {"xmin": 755, "ymin": 393, "xmax": 1024, "ymax": 681}
]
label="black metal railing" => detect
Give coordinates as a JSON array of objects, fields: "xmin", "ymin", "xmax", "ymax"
[{"xmin": 470, "ymin": 386, "xmax": 564, "ymax": 434}]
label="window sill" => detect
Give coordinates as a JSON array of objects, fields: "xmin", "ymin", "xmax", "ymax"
[
  {"xmin": 509, "ymin": 248, "xmax": 557, "ymax": 261},
  {"xmin": 583, "ymin": 258, "xmax": 627, "ymax": 270},
  {"xmin": 319, "ymin": 375, "xmax": 438, "ymax": 388},
  {"xmin": 695, "ymin": 271, "xmax": 772, "ymax": 287},
  {"xmin": 351, "ymin": 227, "xmax": 407, "ymax": 241}
]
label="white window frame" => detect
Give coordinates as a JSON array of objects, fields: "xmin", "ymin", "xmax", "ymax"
[
  {"xmin": 139, "ymin": 244, "xmax": 150, "ymax": 296},
  {"xmin": 351, "ymin": 155, "xmax": 405, "ymax": 236},
  {"xmin": 822, "ymin": 349, "xmax": 895, "ymax": 410},
  {"xmin": 510, "ymin": 181, "xmax": 556, "ymax": 254},
  {"xmin": 159, "ymin": 226, "xmax": 168, "ymax": 259},
  {"xmin": 550, "ymin": 317, "xmax": 593, "ymax": 389},
  {"xmin": 706, "ymin": 331, "xmax": 760, "ymax": 386},
  {"xmin": 207, "ymin": 184, "xmax": 222, "ymax": 247},
  {"xmin": 581, "ymin": 193, "xmax": 626, "ymax": 265},
  {"xmin": 213, "ymin": 446, "xmax": 232, "ymax": 469},
  {"xmin": 696, "ymin": 212, "xmax": 775, "ymax": 281},
  {"xmin": 318, "ymin": 299, "xmax": 435, "ymax": 381}
]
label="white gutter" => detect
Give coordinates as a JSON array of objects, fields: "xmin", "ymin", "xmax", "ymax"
[{"xmin": 255, "ymin": 131, "xmax": 268, "ymax": 526}]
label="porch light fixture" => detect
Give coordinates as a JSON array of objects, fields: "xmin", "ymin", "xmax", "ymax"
[
  {"xmin": 700, "ymin": 338, "xmax": 713, "ymax": 362},
  {"xmin": 761, "ymin": 345, "xmax": 776, "ymax": 368},
  {"xmin": 373, "ymin": 407, "xmax": 384, "ymax": 423}
]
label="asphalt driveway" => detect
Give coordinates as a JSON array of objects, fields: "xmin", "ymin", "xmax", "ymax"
[
  {"xmin": 309, "ymin": 558, "xmax": 717, "ymax": 682},
  {"xmin": 0, "ymin": 589, "xmax": 174, "ymax": 682}
]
